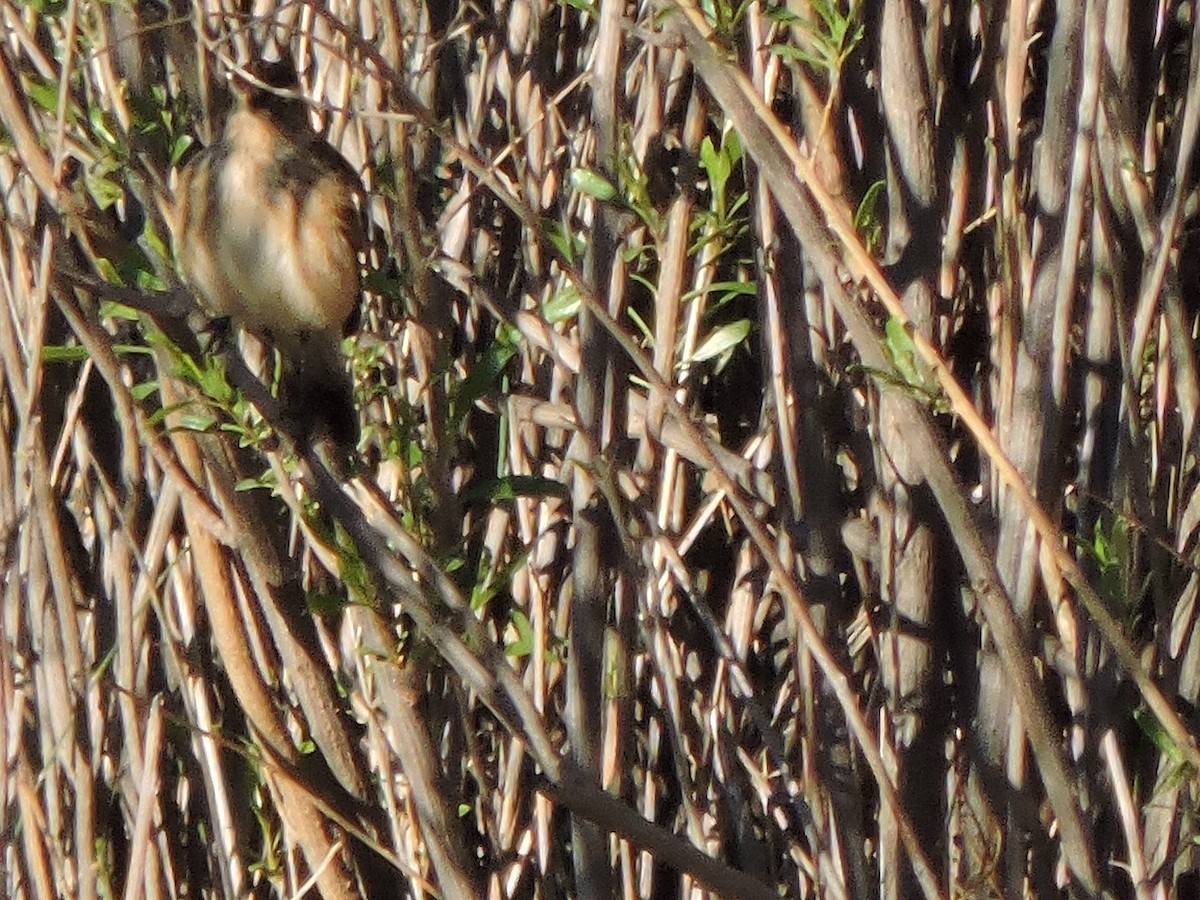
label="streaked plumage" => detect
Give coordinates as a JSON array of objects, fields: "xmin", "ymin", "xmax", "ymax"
[{"xmin": 170, "ymin": 58, "xmax": 362, "ymax": 444}]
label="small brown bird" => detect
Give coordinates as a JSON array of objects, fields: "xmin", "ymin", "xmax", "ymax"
[{"xmin": 169, "ymin": 55, "xmax": 363, "ymax": 445}]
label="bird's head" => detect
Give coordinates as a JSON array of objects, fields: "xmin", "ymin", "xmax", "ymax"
[{"xmin": 231, "ymin": 52, "xmax": 310, "ymax": 131}]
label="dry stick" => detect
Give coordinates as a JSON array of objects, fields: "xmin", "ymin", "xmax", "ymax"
[
  {"xmin": 660, "ymin": 3, "xmax": 1107, "ymax": 891},
  {"xmin": 582, "ymin": 307, "xmax": 949, "ymax": 900},
  {"xmin": 8, "ymin": 17, "xmax": 590, "ymax": 897},
  {"xmin": 160, "ymin": 463, "xmax": 361, "ymax": 895},
  {"xmin": 108, "ymin": 678, "xmax": 420, "ymax": 887},
  {"xmin": 14, "ymin": 759, "xmax": 56, "ymax": 900},
  {"xmin": 1100, "ymin": 729, "xmax": 1153, "ymax": 900},
  {"xmin": 0, "ymin": 42, "xmax": 57, "ymax": 199},
  {"xmin": 121, "ymin": 697, "xmax": 164, "ymax": 900},
  {"xmin": 664, "ymin": 2, "xmax": 1200, "ymax": 779},
  {"xmin": 1129, "ymin": 0, "xmax": 1200, "ymax": 379},
  {"xmin": 344, "ymin": 607, "xmax": 485, "ymax": 900},
  {"xmin": 99, "ymin": 278, "xmax": 774, "ymax": 897},
  {"xmin": 30, "ymin": 444, "xmax": 100, "ymax": 900},
  {"xmin": 566, "ymin": 2, "xmax": 624, "ymax": 897}
]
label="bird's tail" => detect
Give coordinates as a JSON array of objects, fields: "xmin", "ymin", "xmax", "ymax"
[{"xmin": 280, "ymin": 335, "xmax": 358, "ymax": 452}]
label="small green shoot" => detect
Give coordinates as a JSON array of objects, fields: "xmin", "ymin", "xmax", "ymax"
[
  {"xmin": 546, "ymin": 219, "xmax": 587, "ymax": 265},
  {"xmin": 459, "ymin": 475, "xmax": 569, "ymax": 505},
  {"xmin": 504, "ymin": 609, "xmax": 534, "ymax": 658},
  {"xmin": 850, "ymin": 317, "xmax": 946, "ymax": 411},
  {"xmin": 42, "ymin": 345, "xmax": 90, "ymax": 363},
  {"xmin": 449, "ymin": 334, "xmax": 517, "ymax": 430},
  {"xmin": 1082, "ymin": 516, "xmax": 1151, "ymax": 628},
  {"xmin": 543, "ymin": 286, "xmax": 581, "ymax": 324},
  {"xmin": 854, "ymin": 180, "xmax": 886, "ymax": 255},
  {"xmin": 688, "ymin": 318, "xmax": 752, "ymax": 366},
  {"xmin": 1134, "ymin": 706, "xmax": 1193, "ymax": 790},
  {"xmin": 333, "ymin": 520, "xmax": 378, "ymax": 608},
  {"xmin": 767, "ymin": 0, "xmax": 864, "ymax": 77},
  {"xmin": 569, "ymin": 167, "xmax": 617, "ymax": 202}
]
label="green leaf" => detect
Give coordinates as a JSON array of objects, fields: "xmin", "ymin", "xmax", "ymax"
[
  {"xmin": 621, "ymin": 242, "xmax": 650, "ymax": 264},
  {"xmin": 626, "ymin": 306, "xmax": 653, "ymax": 343},
  {"xmin": 602, "ymin": 626, "xmax": 627, "ymax": 700},
  {"xmin": 42, "ymin": 344, "xmax": 89, "ymax": 363},
  {"xmin": 142, "ymin": 218, "xmax": 170, "ymax": 264},
  {"xmin": 1091, "ymin": 519, "xmax": 1116, "ymax": 569},
  {"xmin": 25, "ymin": 75, "xmax": 60, "ymax": 114},
  {"xmin": 569, "ymin": 167, "xmax": 617, "ymax": 202},
  {"xmin": 98, "ymin": 300, "xmax": 140, "ymax": 321},
  {"xmin": 452, "ymin": 340, "xmax": 517, "ymax": 428},
  {"xmin": 505, "ymin": 609, "xmax": 534, "ymax": 658},
  {"xmin": 130, "ymin": 381, "xmax": 158, "ymax": 402},
  {"xmin": 722, "ymin": 130, "xmax": 743, "ymax": 167},
  {"xmin": 112, "ymin": 344, "xmax": 152, "ymax": 357},
  {"xmin": 763, "ymin": 6, "xmax": 802, "ymax": 25},
  {"xmin": 405, "ymin": 440, "xmax": 424, "ymax": 468},
  {"xmin": 853, "ymin": 179, "xmax": 886, "ymax": 253},
  {"xmin": 469, "ymin": 576, "xmax": 493, "ymax": 612},
  {"xmin": 545, "ymin": 219, "xmax": 584, "ymax": 265},
  {"xmin": 88, "ymin": 104, "xmax": 121, "ymax": 150},
  {"xmin": 85, "ymin": 171, "xmax": 124, "ymax": 211},
  {"xmin": 169, "ymin": 134, "xmax": 194, "ymax": 168},
  {"xmin": 499, "ymin": 322, "xmax": 523, "ymax": 346},
  {"xmin": 134, "ymin": 270, "xmax": 167, "ymax": 292},
  {"xmin": 629, "ymin": 272, "xmax": 657, "ymax": 295},
  {"xmin": 699, "ymin": 280, "xmax": 757, "ymax": 300},
  {"xmin": 194, "ymin": 361, "xmax": 234, "ymax": 404},
  {"xmin": 1133, "ymin": 707, "xmax": 1185, "ymax": 767},
  {"xmin": 95, "ymin": 258, "xmax": 124, "ymax": 285},
  {"xmin": 334, "ymin": 521, "xmax": 377, "ymax": 607},
  {"xmin": 175, "ymin": 412, "xmax": 217, "ymax": 432},
  {"xmin": 306, "ymin": 590, "xmax": 349, "ymax": 617},
  {"xmin": 773, "ymin": 0, "xmax": 864, "ymax": 73},
  {"xmin": 26, "ymin": 0, "xmax": 69, "ymax": 15},
  {"xmin": 683, "ymin": 278, "xmax": 757, "ymax": 313},
  {"xmin": 690, "ymin": 318, "xmax": 752, "ymax": 363},
  {"xmin": 699, "ymin": 135, "xmax": 731, "ymax": 207},
  {"xmin": 234, "ymin": 470, "xmax": 276, "ymax": 492},
  {"xmin": 811, "ymin": 0, "xmax": 840, "ymax": 33},
  {"xmin": 543, "ymin": 286, "xmax": 581, "ymax": 323},
  {"xmin": 770, "ymin": 43, "xmax": 832, "ymax": 69},
  {"xmin": 469, "ymin": 546, "xmax": 531, "ymax": 612},
  {"xmin": 460, "ymin": 475, "xmax": 569, "ymax": 504},
  {"xmin": 884, "ymin": 316, "xmax": 924, "ymax": 388},
  {"xmin": 146, "ymin": 399, "xmax": 191, "ymax": 428}
]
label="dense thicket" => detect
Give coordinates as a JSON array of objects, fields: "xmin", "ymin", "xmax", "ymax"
[{"xmin": 2, "ymin": 1, "xmax": 1199, "ymax": 898}]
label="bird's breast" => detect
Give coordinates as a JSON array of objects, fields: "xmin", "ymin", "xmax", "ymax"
[{"xmin": 181, "ymin": 109, "xmax": 360, "ymax": 341}]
